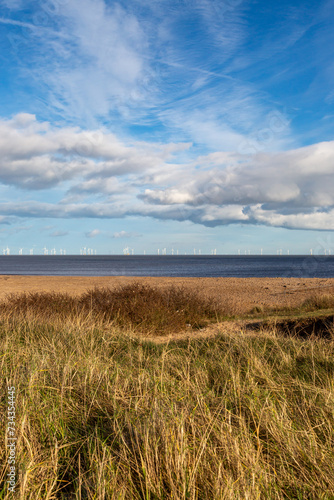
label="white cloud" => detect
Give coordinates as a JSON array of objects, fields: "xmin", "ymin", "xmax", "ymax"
[
  {"xmin": 143, "ymin": 141, "xmax": 334, "ymax": 209},
  {"xmin": 1, "ymin": 114, "xmax": 334, "ymax": 231},
  {"xmin": 113, "ymin": 230, "xmax": 141, "ymax": 238},
  {"xmin": 86, "ymin": 229, "xmax": 101, "ymax": 238},
  {"xmin": 50, "ymin": 230, "xmax": 68, "ymax": 237},
  {"xmin": 3, "ymin": 0, "xmax": 296, "ymax": 157},
  {"xmin": 23, "ymin": 0, "xmax": 151, "ymax": 125},
  {"xmin": 0, "ymin": 114, "xmax": 189, "ymax": 190},
  {"xmin": 247, "ymin": 205, "xmax": 334, "ymax": 231}
]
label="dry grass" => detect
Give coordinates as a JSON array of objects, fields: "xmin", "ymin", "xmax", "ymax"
[
  {"xmin": 301, "ymin": 293, "xmax": 334, "ymax": 312},
  {"xmin": 0, "ymin": 287, "xmax": 334, "ymax": 498},
  {"xmin": 0, "ymin": 284, "xmax": 225, "ymax": 336}
]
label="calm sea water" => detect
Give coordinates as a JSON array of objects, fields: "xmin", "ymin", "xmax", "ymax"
[{"xmin": 0, "ymin": 255, "xmax": 333, "ymax": 278}]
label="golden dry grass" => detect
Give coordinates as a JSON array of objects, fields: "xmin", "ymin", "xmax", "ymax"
[
  {"xmin": 0, "ymin": 284, "xmax": 224, "ymax": 335},
  {"xmin": 0, "ymin": 287, "xmax": 334, "ymax": 499}
]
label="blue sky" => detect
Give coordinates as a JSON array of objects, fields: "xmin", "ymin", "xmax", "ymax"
[{"xmin": 0, "ymin": 0, "xmax": 334, "ymax": 255}]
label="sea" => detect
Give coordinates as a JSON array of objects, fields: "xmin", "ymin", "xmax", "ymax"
[{"xmin": 0, "ymin": 255, "xmax": 333, "ymax": 278}]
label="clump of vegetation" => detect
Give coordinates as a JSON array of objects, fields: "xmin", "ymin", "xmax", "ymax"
[
  {"xmin": 302, "ymin": 293, "xmax": 334, "ymax": 312},
  {"xmin": 3, "ymin": 290, "xmax": 79, "ymax": 319},
  {"xmin": 0, "ymin": 308, "xmax": 334, "ymax": 499},
  {"xmin": 247, "ymin": 293, "xmax": 334, "ymax": 320},
  {"xmin": 79, "ymin": 283, "xmax": 224, "ymax": 333},
  {"xmin": 249, "ymin": 304, "xmax": 265, "ymax": 314},
  {"xmin": 0, "ymin": 283, "xmax": 224, "ymax": 335}
]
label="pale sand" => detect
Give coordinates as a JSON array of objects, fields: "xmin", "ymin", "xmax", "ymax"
[{"xmin": 1, "ymin": 275, "xmax": 334, "ymax": 312}]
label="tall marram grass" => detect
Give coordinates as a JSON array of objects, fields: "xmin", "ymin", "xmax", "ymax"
[{"xmin": 0, "ymin": 287, "xmax": 334, "ymax": 499}]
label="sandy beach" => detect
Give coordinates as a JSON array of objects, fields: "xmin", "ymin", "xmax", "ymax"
[{"xmin": 1, "ymin": 275, "xmax": 334, "ymax": 312}]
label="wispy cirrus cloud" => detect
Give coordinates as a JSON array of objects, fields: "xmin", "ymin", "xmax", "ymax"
[
  {"xmin": 3, "ymin": 1, "xmax": 152, "ymax": 127},
  {"xmin": 2, "ymin": 0, "xmax": 289, "ymax": 149}
]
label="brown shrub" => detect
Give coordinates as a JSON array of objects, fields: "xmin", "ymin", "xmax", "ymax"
[
  {"xmin": 0, "ymin": 283, "xmax": 223, "ymax": 335},
  {"xmin": 1, "ymin": 291, "xmax": 78, "ymax": 318},
  {"xmin": 79, "ymin": 283, "xmax": 222, "ymax": 333}
]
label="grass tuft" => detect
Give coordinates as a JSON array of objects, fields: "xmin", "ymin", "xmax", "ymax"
[{"xmin": 302, "ymin": 293, "xmax": 334, "ymax": 311}]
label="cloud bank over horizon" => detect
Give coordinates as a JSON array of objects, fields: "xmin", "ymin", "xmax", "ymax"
[{"xmin": 0, "ymin": 113, "xmax": 333, "ymax": 232}]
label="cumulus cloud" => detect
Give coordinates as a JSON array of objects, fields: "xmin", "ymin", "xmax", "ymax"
[
  {"xmin": 0, "ymin": 114, "xmax": 189, "ymax": 190},
  {"xmin": 0, "ymin": 114, "xmax": 334, "ymax": 231},
  {"xmin": 142, "ymin": 141, "xmax": 334, "ymax": 210}
]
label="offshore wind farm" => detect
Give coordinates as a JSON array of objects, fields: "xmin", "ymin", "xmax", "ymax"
[
  {"xmin": 1, "ymin": 245, "xmax": 332, "ymax": 256},
  {"xmin": 0, "ymin": 253, "xmax": 334, "ymax": 277}
]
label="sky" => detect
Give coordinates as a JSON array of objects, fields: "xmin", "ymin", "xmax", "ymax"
[{"xmin": 0, "ymin": 0, "xmax": 334, "ymax": 255}]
